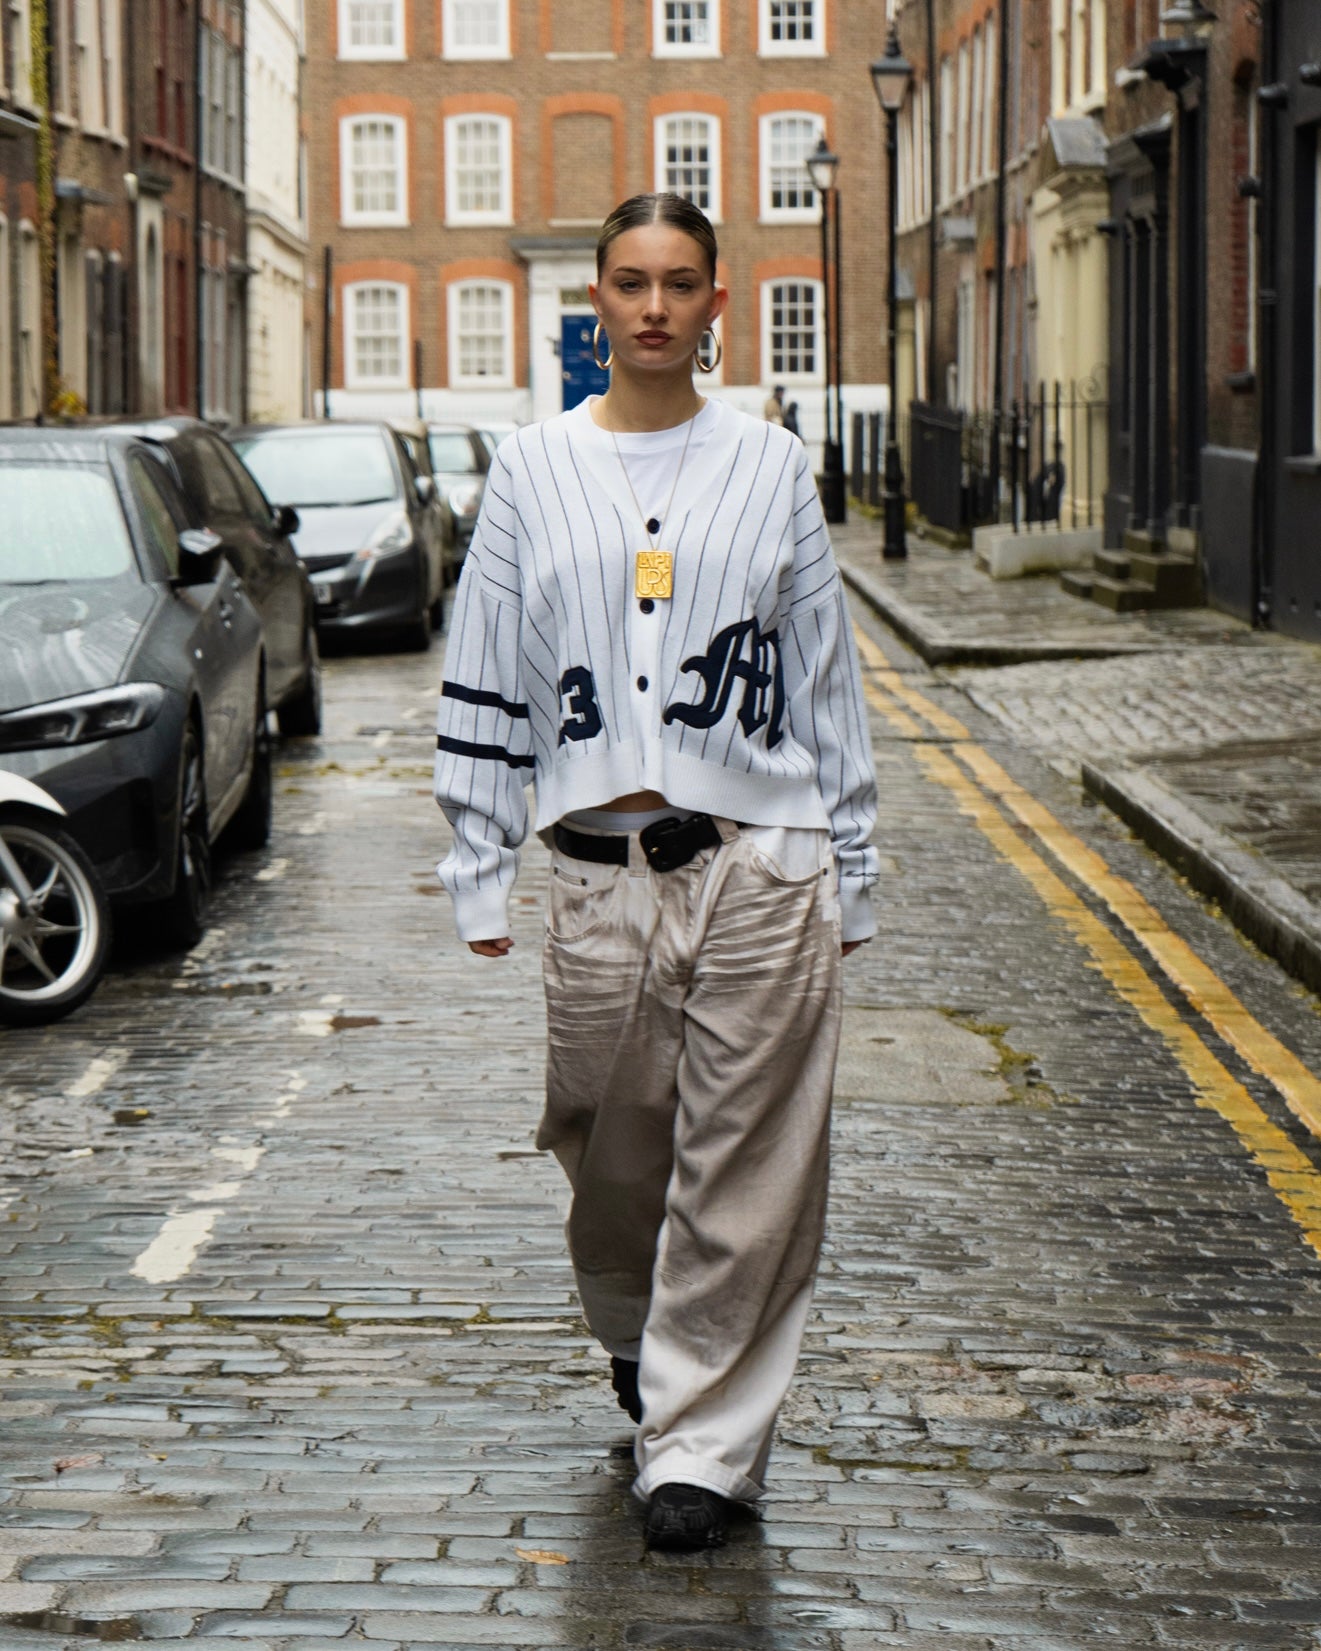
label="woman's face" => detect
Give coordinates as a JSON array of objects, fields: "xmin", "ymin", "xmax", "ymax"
[{"xmin": 590, "ymin": 223, "xmax": 727, "ymax": 376}]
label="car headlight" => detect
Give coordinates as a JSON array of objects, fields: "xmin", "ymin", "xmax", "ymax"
[
  {"xmin": 447, "ymin": 482, "xmax": 482, "ymax": 519},
  {"xmin": 0, "ymin": 683, "xmax": 167, "ymax": 752},
  {"xmin": 355, "ymin": 510, "xmax": 413, "ymax": 560}
]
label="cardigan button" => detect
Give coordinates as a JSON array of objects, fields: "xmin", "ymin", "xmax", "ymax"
[
  {"xmin": 636, "ymin": 676, "xmax": 649, "ymax": 692},
  {"xmin": 639, "ymin": 598, "xmax": 655, "ymax": 614}
]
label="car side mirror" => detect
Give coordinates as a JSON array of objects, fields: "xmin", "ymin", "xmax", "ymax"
[
  {"xmin": 414, "ymin": 474, "xmax": 435, "ymax": 506},
  {"xmin": 272, "ymin": 502, "xmax": 300, "ymax": 536},
  {"xmin": 176, "ymin": 527, "xmax": 225, "ymax": 586}
]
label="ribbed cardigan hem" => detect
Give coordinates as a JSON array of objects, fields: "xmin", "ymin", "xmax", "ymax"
[{"xmin": 532, "ymin": 745, "xmax": 830, "ymax": 835}]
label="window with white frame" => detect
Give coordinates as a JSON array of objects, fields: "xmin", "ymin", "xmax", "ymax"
[
  {"xmin": 1088, "ymin": 0, "xmax": 1106, "ymax": 104},
  {"xmin": 970, "ymin": 28, "xmax": 983, "ymax": 183},
  {"xmin": 18, "ymin": 222, "xmax": 41, "ymax": 417},
  {"xmin": 226, "ymin": 48, "xmax": 240, "ymax": 176},
  {"xmin": 653, "ymin": 0, "xmax": 718, "ymax": 57},
  {"xmin": 760, "ymin": 112, "xmax": 823, "ymax": 222},
  {"xmin": 449, "ymin": 281, "xmax": 512, "ymax": 386},
  {"xmin": 442, "ymin": 0, "xmax": 508, "ymax": 57},
  {"xmin": 896, "ymin": 104, "xmax": 912, "ymax": 230},
  {"xmin": 338, "ymin": 0, "xmax": 404, "ymax": 59},
  {"xmin": 7, "ymin": 0, "xmax": 33, "ymax": 105},
  {"xmin": 1051, "ymin": 0, "xmax": 1067, "ymax": 115},
  {"xmin": 346, "ymin": 281, "xmax": 408, "ymax": 387},
  {"xmin": 939, "ymin": 55, "xmax": 953, "ymax": 205},
  {"xmin": 445, "ymin": 114, "xmax": 512, "ymax": 224},
  {"xmin": 982, "ymin": 14, "xmax": 996, "ymax": 183},
  {"xmin": 203, "ymin": 261, "xmax": 229, "ymax": 420},
  {"xmin": 341, "ymin": 115, "xmax": 408, "ymax": 226},
  {"xmin": 760, "ymin": 0, "xmax": 822, "ymax": 55},
  {"xmin": 200, "ymin": 26, "xmax": 242, "ymax": 180},
  {"xmin": 103, "ymin": 0, "xmax": 124, "ymax": 135},
  {"xmin": 76, "ymin": 0, "xmax": 105, "ymax": 131},
  {"xmin": 657, "ymin": 113, "xmax": 720, "ymax": 218},
  {"xmin": 764, "ymin": 279, "xmax": 820, "ymax": 379},
  {"xmin": 918, "ymin": 80, "xmax": 931, "ymax": 218},
  {"xmin": 1071, "ymin": 0, "xmax": 1086, "ymax": 108},
  {"xmin": 956, "ymin": 41, "xmax": 970, "ymax": 195}
]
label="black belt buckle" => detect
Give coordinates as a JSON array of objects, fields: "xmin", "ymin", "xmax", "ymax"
[{"xmin": 639, "ymin": 813, "xmax": 720, "ymax": 873}]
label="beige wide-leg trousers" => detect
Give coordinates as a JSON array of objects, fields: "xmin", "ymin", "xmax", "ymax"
[{"xmin": 536, "ymin": 821, "xmax": 843, "ymax": 1504}]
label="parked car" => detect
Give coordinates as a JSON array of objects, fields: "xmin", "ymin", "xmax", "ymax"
[
  {"xmin": 0, "ymin": 428, "xmax": 270, "ymax": 950},
  {"xmin": 228, "ymin": 421, "xmax": 446, "ymax": 650},
  {"xmin": 390, "ymin": 418, "xmax": 459, "ymax": 590},
  {"xmin": 426, "ymin": 422, "xmax": 490, "ymax": 562},
  {"xmin": 112, "ymin": 416, "xmax": 321, "ymax": 735},
  {"xmin": 474, "ymin": 422, "xmax": 519, "ymax": 463}
]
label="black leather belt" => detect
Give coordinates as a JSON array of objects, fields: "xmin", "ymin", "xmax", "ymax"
[{"xmin": 553, "ymin": 813, "xmax": 723, "ymax": 874}]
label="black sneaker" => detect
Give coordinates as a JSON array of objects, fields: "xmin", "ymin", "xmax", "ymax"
[
  {"xmin": 644, "ymin": 1482, "xmax": 729, "ymax": 1551},
  {"xmin": 610, "ymin": 1356, "xmax": 642, "ymax": 1423}
]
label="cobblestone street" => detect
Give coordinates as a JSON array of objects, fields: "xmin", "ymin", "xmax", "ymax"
[{"xmin": 4, "ymin": 590, "xmax": 1321, "ymax": 1650}]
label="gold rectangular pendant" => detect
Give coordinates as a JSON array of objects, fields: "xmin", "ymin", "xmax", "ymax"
[{"xmin": 635, "ymin": 550, "xmax": 674, "ymax": 600}]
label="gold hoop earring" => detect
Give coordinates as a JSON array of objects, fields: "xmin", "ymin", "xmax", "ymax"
[
  {"xmin": 695, "ymin": 328, "xmax": 722, "ymax": 374},
  {"xmin": 591, "ymin": 322, "xmax": 613, "ymax": 371}
]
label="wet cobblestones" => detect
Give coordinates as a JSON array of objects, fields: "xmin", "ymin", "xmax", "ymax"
[{"xmin": 1, "ymin": 603, "xmax": 1321, "ymax": 1648}]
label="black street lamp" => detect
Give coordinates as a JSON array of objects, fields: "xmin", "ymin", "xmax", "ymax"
[
  {"xmin": 806, "ymin": 136, "xmax": 845, "ymax": 524},
  {"xmin": 1159, "ymin": 0, "xmax": 1217, "ymax": 36},
  {"xmin": 870, "ymin": 24, "xmax": 913, "ymax": 560}
]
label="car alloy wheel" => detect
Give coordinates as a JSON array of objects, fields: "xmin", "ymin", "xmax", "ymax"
[{"xmin": 0, "ymin": 808, "xmax": 111, "ymax": 1025}]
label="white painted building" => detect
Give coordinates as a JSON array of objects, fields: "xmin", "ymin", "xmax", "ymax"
[{"xmin": 245, "ymin": 0, "xmax": 308, "ymax": 423}]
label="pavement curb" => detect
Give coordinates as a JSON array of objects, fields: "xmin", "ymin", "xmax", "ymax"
[
  {"xmin": 1082, "ymin": 758, "xmax": 1321, "ymax": 997},
  {"xmin": 839, "ymin": 561, "xmax": 1153, "ymax": 667}
]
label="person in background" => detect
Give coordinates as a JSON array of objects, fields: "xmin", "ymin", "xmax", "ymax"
[
  {"xmin": 433, "ymin": 192, "xmax": 878, "ymax": 1554},
  {"xmin": 783, "ymin": 401, "xmax": 800, "ymax": 438},
  {"xmin": 763, "ymin": 384, "xmax": 786, "ymax": 425}
]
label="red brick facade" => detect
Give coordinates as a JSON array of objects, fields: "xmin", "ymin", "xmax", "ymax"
[{"xmin": 306, "ymin": 0, "xmax": 892, "ymax": 432}]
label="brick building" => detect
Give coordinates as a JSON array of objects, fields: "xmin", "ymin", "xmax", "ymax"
[
  {"xmin": 0, "ymin": 0, "xmax": 248, "ymax": 423},
  {"xmin": 305, "ymin": 0, "xmax": 892, "ymax": 457},
  {"xmin": 246, "ymin": 0, "xmax": 309, "ymax": 422}
]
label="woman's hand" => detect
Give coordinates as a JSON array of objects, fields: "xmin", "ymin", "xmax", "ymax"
[{"xmin": 468, "ymin": 938, "xmax": 514, "ymax": 958}]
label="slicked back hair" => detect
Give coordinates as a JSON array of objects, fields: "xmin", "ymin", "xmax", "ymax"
[{"xmin": 596, "ymin": 193, "xmax": 719, "ymax": 284}]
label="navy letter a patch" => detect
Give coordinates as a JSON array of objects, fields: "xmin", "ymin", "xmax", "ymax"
[{"xmin": 662, "ymin": 618, "xmax": 785, "ymax": 747}]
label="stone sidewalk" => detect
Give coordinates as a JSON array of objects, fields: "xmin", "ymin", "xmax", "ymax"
[{"xmin": 834, "ymin": 526, "xmax": 1321, "ymax": 997}]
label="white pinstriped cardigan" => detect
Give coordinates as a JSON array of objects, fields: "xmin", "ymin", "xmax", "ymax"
[{"xmin": 433, "ymin": 396, "xmax": 879, "ymax": 943}]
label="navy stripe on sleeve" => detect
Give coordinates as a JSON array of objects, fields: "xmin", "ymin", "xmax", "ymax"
[
  {"xmin": 436, "ymin": 734, "xmax": 535, "ymax": 768},
  {"xmin": 442, "ymin": 681, "xmax": 530, "ymax": 718}
]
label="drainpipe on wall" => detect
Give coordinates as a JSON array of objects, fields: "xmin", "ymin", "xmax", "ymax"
[
  {"xmin": 1252, "ymin": 0, "xmax": 1278, "ymax": 628},
  {"xmin": 925, "ymin": 0, "xmax": 938, "ymax": 402},
  {"xmin": 990, "ymin": 0, "xmax": 1011, "ymax": 505},
  {"xmin": 31, "ymin": 0, "xmax": 57, "ymax": 418},
  {"xmin": 194, "ymin": 1, "xmax": 204, "ymax": 417}
]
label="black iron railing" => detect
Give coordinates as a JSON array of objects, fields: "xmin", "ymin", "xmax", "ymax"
[{"xmin": 853, "ymin": 382, "xmax": 1107, "ymax": 536}]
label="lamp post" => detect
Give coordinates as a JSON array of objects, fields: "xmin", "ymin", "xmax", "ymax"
[
  {"xmin": 870, "ymin": 24, "xmax": 913, "ymax": 559},
  {"xmin": 806, "ymin": 136, "xmax": 845, "ymax": 524},
  {"xmin": 1159, "ymin": 0, "xmax": 1217, "ymax": 37}
]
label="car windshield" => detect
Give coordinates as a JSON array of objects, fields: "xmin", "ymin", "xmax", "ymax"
[
  {"xmin": 428, "ymin": 432, "xmax": 478, "ymax": 473},
  {"xmin": 0, "ymin": 466, "xmax": 135, "ymax": 583},
  {"xmin": 232, "ymin": 431, "xmax": 398, "ymax": 508}
]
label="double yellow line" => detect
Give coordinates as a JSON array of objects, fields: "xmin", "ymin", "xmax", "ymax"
[{"xmin": 852, "ymin": 624, "xmax": 1321, "ymax": 1257}]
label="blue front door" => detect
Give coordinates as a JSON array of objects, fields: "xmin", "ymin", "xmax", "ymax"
[{"xmin": 561, "ymin": 315, "xmax": 610, "ymax": 409}]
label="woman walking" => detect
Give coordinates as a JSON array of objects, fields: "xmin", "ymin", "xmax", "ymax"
[{"xmin": 434, "ymin": 193, "xmax": 878, "ymax": 1551}]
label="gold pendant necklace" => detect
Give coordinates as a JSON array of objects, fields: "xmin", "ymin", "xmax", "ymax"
[{"xmin": 609, "ymin": 411, "xmax": 698, "ymax": 601}]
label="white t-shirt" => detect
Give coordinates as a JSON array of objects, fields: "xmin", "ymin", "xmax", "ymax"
[{"xmin": 576, "ymin": 396, "xmax": 721, "ymax": 549}]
